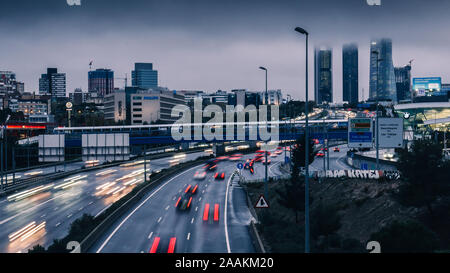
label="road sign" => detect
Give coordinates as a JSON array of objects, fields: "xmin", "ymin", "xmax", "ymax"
[
  {"xmin": 284, "ymin": 156, "xmax": 290, "ymax": 164},
  {"xmin": 378, "ymin": 118, "xmax": 404, "ymax": 148},
  {"xmin": 237, "ymin": 163, "xmax": 243, "ymax": 170},
  {"xmin": 348, "ymin": 118, "xmax": 373, "ymax": 148},
  {"xmin": 255, "ymin": 195, "xmax": 269, "ymax": 208}
]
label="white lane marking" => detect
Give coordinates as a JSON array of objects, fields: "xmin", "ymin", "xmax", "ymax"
[
  {"xmin": 187, "ymin": 233, "xmax": 191, "ymax": 240},
  {"xmin": 224, "ymin": 172, "xmax": 232, "ymax": 253},
  {"xmin": 148, "ymin": 232, "xmax": 153, "ymax": 239},
  {"xmin": 195, "ymin": 206, "xmax": 198, "ymax": 212},
  {"xmin": 268, "ymin": 162, "xmax": 281, "ymax": 176},
  {"xmin": 88, "ymin": 201, "xmax": 93, "ymax": 205},
  {"xmin": 337, "ymin": 152, "xmax": 352, "ymax": 170},
  {"xmin": 96, "ymin": 165, "xmax": 200, "ymax": 253},
  {"xmin": 172, "ymin": 196, "xmax": 176, "ymax": 200},
  {"xmin": 55, "ymin": 222, "xmax": 61, "ymax": 227},
  {"xmin": 198, "ymin": 197, "xmax": 202, "ymax": 201},
  {"xmin": 157, "ymin": 217, "xmax": 162, "ymax": 223},
  {"xmin": 79, "ymin": 207, "xmax": 83, "ymax": 211},
  {"xmin": 94, "ymin": 204, "xmax": 112, "ymax": 218},
  {"xmin": 165, "ymin": 205, "xmax": 170, "ymax": 210},
  {"xmin": 41, "ymin": 214, "xmax": 46, "ymax": 218},
  {"xmin": 67, "ymin": 214, "xmax": 72, "ymax": 218},
  {"xmin": 202, "ymin": 190, "xmax": 205, "ymax": 194},
  {"xmin": 191, "ymin": 217, "xmax": 195, "ymax": 224}
]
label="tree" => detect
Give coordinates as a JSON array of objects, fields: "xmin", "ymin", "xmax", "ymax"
[
  {"xmin": 369, "ymin": 220, "xmax": 439, "ymax": 253},
  {"xmin": 276, "ymin": 177, "xmax": 307, "ymax": 223},
  {"xmin": 276, "ymin": 135, "xmax": 316, "ymax": 223},
  {"xmin": 291, "ymin": 135, "xmax": 316, "ymax": 182},
  {"xmin": 396, "ymin": 139, "xmax": 450, "ymax": 217}
]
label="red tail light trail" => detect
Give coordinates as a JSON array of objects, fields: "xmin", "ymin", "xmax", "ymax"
[
  {"xmin": 214, "ymin": 204, "xmax": 219, "ymax": 221},
  {"xmin": 149, "ymin": 237, "xmax": 160, "ymax": 253},
  {"xmin": 203, "ymin": 203, "xmax": 210, "ymax": 221},
  {"xmin": 167, "ymin": 237, "xmax": 176, "ymax": 253}
]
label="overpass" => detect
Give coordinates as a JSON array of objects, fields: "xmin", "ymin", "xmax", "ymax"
[{"xmin": 52, "ymin": 119, "xmax": 349, "ymax": 146}]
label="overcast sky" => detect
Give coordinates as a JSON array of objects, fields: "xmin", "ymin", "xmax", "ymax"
[{"xmin": 1, "ymin": 0, "xmax": 450, "ymax": 101}]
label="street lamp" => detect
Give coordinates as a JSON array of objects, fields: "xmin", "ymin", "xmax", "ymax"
[
  {"xmin": 259, "ymin": 66, "xmax": 269, "ymax": 199},
  {"xmin": 295, "ymin": 26, "xmax": 310, "ymax": 253},
  {"xmin": 371, "ymin": 50, "xmax": 382, "ymax": 170}
]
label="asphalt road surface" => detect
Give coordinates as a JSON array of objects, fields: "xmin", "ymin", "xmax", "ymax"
[
  {"xmin": 92, "ymin": 150, "xmax": 288, "ymax": 253},
  {"xmin": 0, "ymin": 151, "xmax": 205, "ymax": 253}
]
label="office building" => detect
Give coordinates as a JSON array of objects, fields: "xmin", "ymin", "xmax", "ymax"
[
  {"xmin": 88, "ymin": 68, "xmax": 114, "ymax": 97},
  {"xmin": 342, "ymin": 44, "xmax": 359, "ymax": 104},
  {"xmin": 130, "ymin": 88, "xmax": 185, "ymax": 124},
  {"xmin": 39, "ymin": 68, "xmax": 66, "ymax": 99},
  {"xmin": 228, "ymin": 89, "xmax": 262, "ymax": 108},
  {"xmin": 260, "ymin": 90, "xmax": 283, "ymax": 105},
  {"xmin": 314, "ymin": 47, "xmax": 333, "ymax": 104},
  {"xmin": 104, "ymin": 89, "xmax": 127, "ymax": 124},
  {"xmin": 0, "ymin": 71, "xmax": 22, "ymax": 94},
  {"xmin": 132, "ymin": 63, "xmax": 158, "ymax": 89},
  {"xmin": 394, "ymin": 64, "xmax": 412, "ymax": 103},
  {"xmin": 369, "ymin": 39, "xmax": 397, "ymax": 102}
]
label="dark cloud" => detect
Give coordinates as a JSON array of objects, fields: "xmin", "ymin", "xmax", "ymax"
[{"xmin": 1, "ymin": 0, "xmax": 450, "ymax": 101}]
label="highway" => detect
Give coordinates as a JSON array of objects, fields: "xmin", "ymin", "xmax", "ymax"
[
  {"xmin": 310, "ymin": 144, "xmax": 353, "ymax": 172},
  {"xmin": 92, "ymin": 150, "xmax": 288, "ymax": 253},
  {"xmin": 0, "ymin": 143, "xmax": 352, "ymax": 253},
  {"xmin": 0, "ymin": 151, "xmax": 205, "ymax": 253}
]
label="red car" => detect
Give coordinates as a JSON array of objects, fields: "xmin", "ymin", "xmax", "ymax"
[
  {"xmin": 333, "ymin": 147, "xmax": 340, "ymax": 152},
  {"xmin": 214, "ymin": 172, "xmax": 225, "ymax": 180},
  {"xmin": 316, "ymin": 151, "xmax": 325, "ymax": 157}
]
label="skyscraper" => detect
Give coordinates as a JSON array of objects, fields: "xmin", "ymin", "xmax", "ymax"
[
  {"xmin": 342, "ymin": 43, "xmax": 359, "ymax": 104},
  {"xmin": 88, "ymin": 68, "xmax": 114, "ymax": 97},
  {"xmin": 132, "ymin": 63, "xmax": 158, "ymax": 89},
  {"xmin": 369, "ymin": 38, "xmax": 397, "ymax": 102},
  {"xmin": 394, "ymin": 64, "xmax": 412, "ymax": 102},
  {"xmin": 314, "ymin": 47, "xmax": 333, "ymax": 104},
  {"xmin": 39, "ymin": 68, "xmax": 66, "ymax": 99}
]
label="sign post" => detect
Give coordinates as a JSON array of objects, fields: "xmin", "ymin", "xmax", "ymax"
[
  {"xmin": 378, "ymin": 118, "xmax": 404, "ymax": 148},
  {"xmin": 348, "ymin": 118, "xmax": 373, "ymax": 148}
]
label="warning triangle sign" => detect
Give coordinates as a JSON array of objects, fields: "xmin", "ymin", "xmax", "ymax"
[{"xmin": 255, "ymin": 195, "xmax": 269, "ymax": 208}]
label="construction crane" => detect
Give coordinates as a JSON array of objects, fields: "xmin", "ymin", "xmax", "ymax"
[{"xmin": 114, "ymin": 73, "xmax": 128, "ymax": 89}]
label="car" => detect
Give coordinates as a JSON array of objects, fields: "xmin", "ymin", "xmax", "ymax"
[
  {"xmin": 175, "ymin": 192, "xmax": 194, "ymax": 210},
  {"xmin": 261, "ymin": 159, "xmax": 271, "ymax": 165},
  {"xmin": 333, "ymin": 147, "xmax": 340, "ymax": 152},
  {"xmin": 203, "ymin": 163, "xmax": 218, "ymax": 172},
  {"xmin": 316, "ymin": 151, "xmax": 325, "ymax": 157},
  {"xmin": 194, "ymin": 171, "xmax": 206, "ymax": 180},
  {"xmin": 214, "ymin": 172, "xmax": 226, "ymax": 180},
  {"xmin": 254, "ymin": 156, "xmax": 263, "ymax": 162}
]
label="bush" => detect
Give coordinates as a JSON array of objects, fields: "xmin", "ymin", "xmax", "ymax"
[
  {"xmin": 369, "ymin": 220, "xmax": 440, "ymax": 253},
  {"xmin": 311, "ymin": 203, "xmax": 341, "ymax": 239}
]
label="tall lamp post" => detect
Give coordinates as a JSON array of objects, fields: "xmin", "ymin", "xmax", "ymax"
[
  {"xmin": 259, "ymin": 66, "xmax": 268, "ymax": 199},
  {"xmin": 371, "ymin": 50, "xmax": 382, "ymax": 170},
  {"xmin": 295, "ymin": 26, "xmax": 310, "ymax": 253}
]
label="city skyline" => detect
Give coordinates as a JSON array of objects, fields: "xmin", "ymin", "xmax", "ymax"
[{"xmin": 1, "ymin": 0, "xmax": 450, "ymax": 102}]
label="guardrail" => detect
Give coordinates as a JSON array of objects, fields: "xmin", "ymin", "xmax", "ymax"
[
  {"xmin": 347, "ymin": 151, "xmax": 398, "ymax": 171},
  {"xmin": 79, "ymin": 158, "xmax": 210, "ymax": 253}
]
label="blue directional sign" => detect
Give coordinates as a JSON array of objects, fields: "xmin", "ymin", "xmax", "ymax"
[
  {"xmin": 285, "ymin": 157, "xmax": 290, "ymax": 164},
  {"xmin": 348, "ymin": 118, "xmax": 373, "ymax": 148},
  {"xmin": 237, "ymin": 163, "xmax": 244, "ymax": 169}
]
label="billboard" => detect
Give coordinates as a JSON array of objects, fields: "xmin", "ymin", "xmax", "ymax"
[
  {"xmin": 413, "ymin": 77, "xmax": 442, "ymax": 97},
  {"xmin": 348, "ymin": 118, "xmax": 373, "ymax": 148}
]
